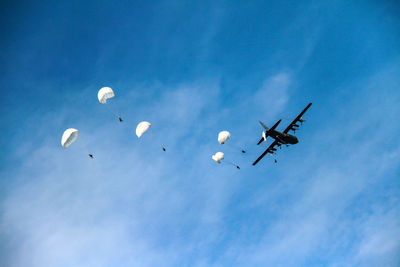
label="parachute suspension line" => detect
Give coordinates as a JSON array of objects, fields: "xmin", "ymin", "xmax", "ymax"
[
  {"xmin": 61, "ymin": 128, "xmax": 93, "ymax": 158},
  {"xmin": 237, "ymin": 146, "xmax": 259, "ymax": 156},
  {"xmin": 231, "ymin": 139, "xmax": 247, "ymax": 153},
  {"xmin": 223, "ymin": 143, "xmax": 259, "ymax": 156},
  {"xmin": 98, "ymin": 87, "xmax": 123, "ymax": 122},
  {"xmin": 235, "ymin": 136, "xmax": 270, "ymax": 156},
  {"xmin": 105, "ymin": 104, "xmax": 123, "ymax": 122},
  {"xmin": 222, "ymin": 161, "xmax": 240, "ymax": 170},
  {"xmin": 136, "ymin": 121, "xmax": 166, "ymax": 152},
  {"xmin": 78, "ymin": 135, "xmax": 94, "ymax": 159},
  {"xmin": 225, "ymin": 143, "xmax": 247, "ymax": 154},
  {"xmin": 218, "ymin": 131, "xmax": 246, "ymax": 154},
  {"xmin": 79, "ymin": 147, "xmax": 94, "ymax": 158}
]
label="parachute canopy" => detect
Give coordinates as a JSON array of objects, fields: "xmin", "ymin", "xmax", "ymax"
[
  {"xmin": 218, "ymin": 131, "xmax": 231, "ymax": 144},
  {"xmin": 98, "ymin": 87, "xmax": 115, "ymax": 104},
  {"xmin": 136, "ymin": 121, "xmax": 151, "ymax": 138},
  {"xmin": 61, "ymin": 128, "xmax": 78, "ymax": 148},
  {"xmin": 212, "ymin": 152, "xmax": 224, "ymax": 163}
]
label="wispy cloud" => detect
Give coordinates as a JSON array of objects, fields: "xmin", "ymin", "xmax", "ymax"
[
  {"xmin": 3, "ymin": 59, "xmax": 400, "ymax": 266},
  {"xmin": 1, "ymin": 1, "xmax": 399, "ymax": 266},
  {"xmin": 216, "ymin": 62, "xmax": 400, "ymax": 266}
]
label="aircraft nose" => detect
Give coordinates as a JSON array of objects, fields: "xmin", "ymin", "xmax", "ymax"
[{"xmin": 294, "ymin": 136, "xmax": 299, "ymax": 144}]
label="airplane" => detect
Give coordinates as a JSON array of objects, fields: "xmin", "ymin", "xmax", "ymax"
[{"xmin": 252, "ymin": 103, "xmax": 312, "ymax": 165}]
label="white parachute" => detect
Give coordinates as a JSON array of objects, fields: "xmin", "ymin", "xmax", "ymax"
[
  {"xmin": 218, "ymin": 131, "xmax": 231, "ymax": 144},
  {"xmin": 61, "ymin": 128, "xmax": 78, "ymax": 148},
  {"xmin": 97, "ymin": 87, "xmax": 115, "ymax": 104},
  {"xmin": 98, "ymin": 87, "xmax": 123, "ymax": 122},
  {"xmin": 212, "ymin": 152, "xmax": 224, "ymax": 163},
  {"xmin": 136, "ymin": 121, "xmax": 151, "ymax": 138}
]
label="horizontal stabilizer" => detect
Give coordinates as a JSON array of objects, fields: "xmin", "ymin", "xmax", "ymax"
[
  {"xmin": 257, "ymin": 119, "xmax": 281, "ymax": 145},
  {"xmin": 257, "ymin": 137, "xmax": 264, "ymax": 145}
]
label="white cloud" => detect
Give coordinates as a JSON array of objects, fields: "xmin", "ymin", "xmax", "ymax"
[
  {"xmin": 2, "ymin": 62, "xmax": 399, "ymax": 267},
  {"xmin": 214, "ymin": 63, "xmax": 400, "ymax": 266},
  {"xmin": 355, "ymin": 205, "xmax": 400, "ymax": 266},
  {"xmin": 251, "ymin": 73, "xmax": 291, "ymax": 121},
  {"xmin": 0, "ymin": 78, "xmax": 245, "ymax": 267}
]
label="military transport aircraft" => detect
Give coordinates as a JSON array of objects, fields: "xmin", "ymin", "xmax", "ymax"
[{"xmin": 252, "ymin": 103, "xmax": 312, "ymax": 165}]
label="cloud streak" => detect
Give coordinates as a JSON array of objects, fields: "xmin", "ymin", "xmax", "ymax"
[{"xmin": 1, "ymin": 2, "xmax": 400, "ymax": 266}]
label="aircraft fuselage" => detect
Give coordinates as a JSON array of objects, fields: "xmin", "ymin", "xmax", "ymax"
[{"xmin": 267, "ymin": 129, "xmax": 298, "ymax": 144}]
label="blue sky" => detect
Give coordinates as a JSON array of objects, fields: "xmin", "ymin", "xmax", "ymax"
[{"xmin": 1, "ymin": 1, "xmax": 400, "ymax": 266}]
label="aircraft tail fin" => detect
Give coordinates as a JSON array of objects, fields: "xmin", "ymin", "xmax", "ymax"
[
  {"xmin": 259, "ymin": 121, "xmax": 269, "ymax": 130},
  {"xmin": 258, "ymin": 120, "xmax": 281, "ymax": 144}
]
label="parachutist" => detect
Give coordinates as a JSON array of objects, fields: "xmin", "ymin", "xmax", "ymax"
[
  {"xmin": 274, "ymin": 159, "xmax": 277, "ymax": 163},
  {"xmin": 241, "ymin": 150, "xmax": 246, "ymax": 153},
  {"xmin": 89, "ymin": 154, "xmax": 94, "ymax": 159},
  {"xmin": 162, "ymin": 147, "xmax": 166, "ymax": 151},
  {"xmin": 119, "ymin": 117, "xmax": 123, "ymax": 122},
  {"xmin": 236, "ymin": 166, "xmax": 240, "ymax": 169}
]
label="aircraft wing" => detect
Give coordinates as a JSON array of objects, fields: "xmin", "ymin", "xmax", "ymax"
[
  {"xmin": 252, "ymin": 140, "xmax": 279, "ymax": 166},
  {"xmin": 283, "ymin": 103, "xmax": 312, "ymax": 134},
  {"xmin": 257, "ymin": 137, "xmax": 264, "ymax": 145}
]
